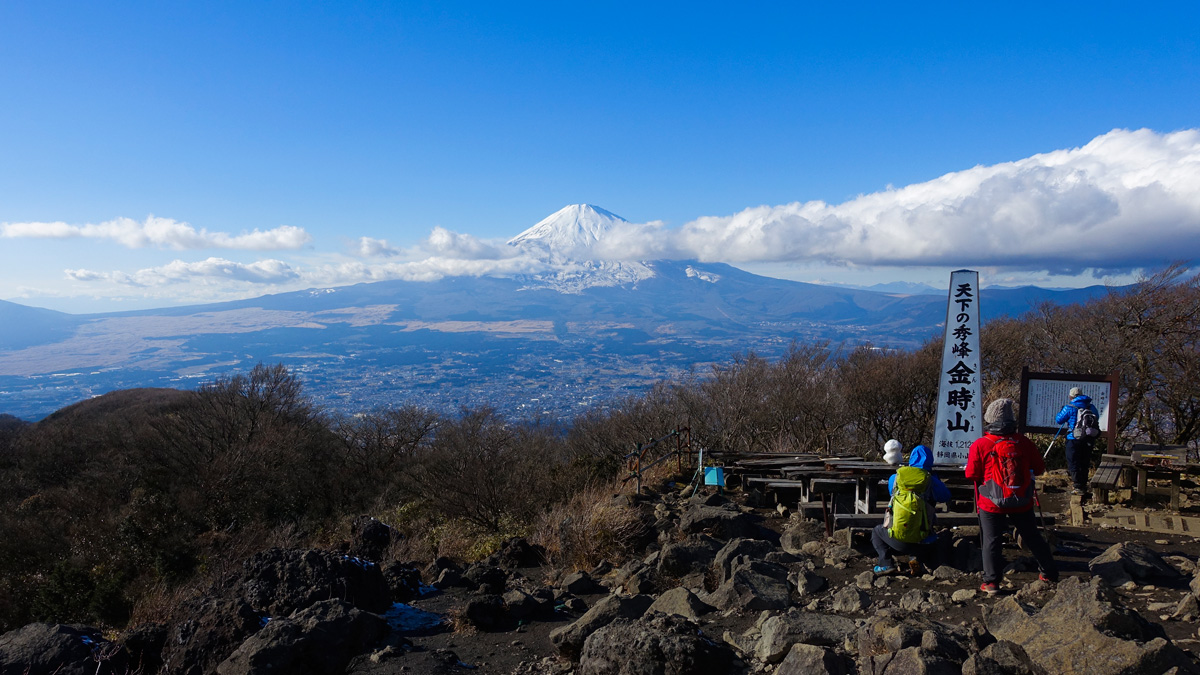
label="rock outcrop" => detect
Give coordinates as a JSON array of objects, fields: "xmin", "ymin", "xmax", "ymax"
[
  {"xmin": 577, "ymin": 612, "xmax": 733, "ymax": 675},
  {"xmin": 983, "ymin": 576, "xmax": 1198, "ymax": 674}
]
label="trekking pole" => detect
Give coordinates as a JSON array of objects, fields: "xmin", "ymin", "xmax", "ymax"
[
  {"xmin": 1031, "ymin": 476, "xmax": 1049, "ymax": 530},
  {"xmin": 1043, "ymin": 422, "xmax": 1068, "ymax": 459}
]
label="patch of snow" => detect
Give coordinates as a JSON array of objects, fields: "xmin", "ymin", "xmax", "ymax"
[
  {"xmin": 384, "ymin": 602, "xmax": 446, "ymax": 632},
  {"xmin": 685, "ymin": 266, "xmax": 720, "ymax": 283},
  {"xmin": 515, "ymin": 260, "xmax": 655, "ymax": 294}
]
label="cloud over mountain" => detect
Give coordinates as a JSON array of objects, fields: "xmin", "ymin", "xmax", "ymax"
[
  {"xmin": 592, "ymin": 128, "xmax": 1200, "ymax": 273},
  {"xmin": 1, "ymin": 216, "xmax": 311, "ymax": 250}
]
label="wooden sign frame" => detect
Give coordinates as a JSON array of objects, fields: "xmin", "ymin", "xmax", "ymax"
[{"xmin": 1018, "ymin": 367, "xmax": 1120, "ymax": 447}]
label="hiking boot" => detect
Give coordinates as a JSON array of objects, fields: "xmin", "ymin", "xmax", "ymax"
[
  {"xmin": 1071, "ymin": 487, "xmax": 1085, "ymax": 496},
  {"xmin": 980, "ymin": 582, "xmax": 999, "ymax": 597}
]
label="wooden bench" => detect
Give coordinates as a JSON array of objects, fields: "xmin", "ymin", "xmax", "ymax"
[
  {"xmin": 809, "ymin": 478, "xmax": 858, "ymax": 536},
  {"xmin": 1091, "ymin": 461, "xmax": 1128, "ymax": 504}
]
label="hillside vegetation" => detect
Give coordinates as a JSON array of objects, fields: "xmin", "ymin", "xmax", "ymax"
[{"xmin": 0, "ymin": 266, "xmax": 1196, "ymax": 633}]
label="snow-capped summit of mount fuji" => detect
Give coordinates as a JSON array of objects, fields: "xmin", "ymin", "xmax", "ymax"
[
  {"xmin": 507, "ymin": 204, "xmax": 627, "ymax": 253},
  {"xmin": 505, "ymin": 205, "xmax": 653, "ymax": 292}
]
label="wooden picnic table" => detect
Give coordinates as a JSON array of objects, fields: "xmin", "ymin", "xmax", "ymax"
[{"xmin": 742, "ymin": 454, "xmax": 979, "ymax": 516}]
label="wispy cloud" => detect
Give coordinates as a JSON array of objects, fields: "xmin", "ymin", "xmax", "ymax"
[
  {"xmin": 591, "ymin": 128, "xmax": 1200, "ymax": 273},
  {"xmin": 67, "ymin": 255, "xmax": 549, "ymax": 289},
  {"xmin": 66, "ymin": 258, "xmax": 300, "ymax": 286},
  {"xmin": 424, "ymin": 226, "xmax": 508, "ymax": 260},
  {"xmin": 1, "ymin": 215, "xmax": 311, "ymax": 250},
  {"xmin": 351, "ymin": 236, "xmax": 404, "ymax": 258}
]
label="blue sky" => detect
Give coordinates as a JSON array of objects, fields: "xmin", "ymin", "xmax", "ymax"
[{"xmin": 1, "ymin": 2, "xmax": 1198, "ymax": 312}]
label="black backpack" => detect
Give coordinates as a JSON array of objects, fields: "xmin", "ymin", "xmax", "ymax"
[{"xmin": 1073, "ymin": 407, "xmax": 1101, "ymax": 440}]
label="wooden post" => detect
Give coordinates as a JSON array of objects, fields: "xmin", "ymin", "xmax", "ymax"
[{"xmin": 635, "ymin": 443, "xmax": 642, "ymax": 496}]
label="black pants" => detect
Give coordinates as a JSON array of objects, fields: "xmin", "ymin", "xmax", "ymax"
[
  {"xmin": 1065, "ymin": 438, "xmax": 1093, "ymax": 491},
  {"xmin": 871, "ymin": 524, "xmax": 930, "ymax": 567},
  {"xmin": 978, "ymin": 509, "xmax": 1058, "ymax": 584}
]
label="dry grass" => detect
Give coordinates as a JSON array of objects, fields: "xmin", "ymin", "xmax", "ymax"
[{"xmin": 529, "ymin": 482, "xmax": 649, "ymax": 572}]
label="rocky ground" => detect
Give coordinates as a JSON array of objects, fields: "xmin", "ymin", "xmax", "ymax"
[{"xmin": 4, "ymin": 470, "xmax": 1200, "ymax": 674}]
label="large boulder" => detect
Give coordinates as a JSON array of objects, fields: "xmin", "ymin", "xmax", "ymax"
[
  {"xmin": 856, "ymin": 609, "xmax": 973, "ymax": 665},
  {"xmin": 790, "ymin": 569, "xmax": 828, "ymax": 597},
  {"xmin": 227, "ymin": 548, "xmax": 391, "ymax": 616},
  {"xmin": 679, "ymin": 504, "xmax": 761, "ymax": 540},
  {"xmin": 1088, "ymin": 542, "xmax": 1183, "ymax": 587},
  {"xmin": 780, "ymin": 520, "xmax": 826, "ymax": 555},
  {"xmin": 863, "ymin": 646, "xmax": 960, "ymax": 675},
  {"xmin": 647, "ymin": 587, "xmax": 714, "ymax": 622},
  {"xmin": 755, "ymin": 610, "xmax": 857, "ymax": 663},
  {"xmin": 706, "ymin": 558, "xmax": 790, "ymax": 611},
  {"xmin": 577, "ymin": 613, "xmax": 733, "ymax": 675},
  {"xmin": 983, "ymin": 576, "xmax": 1197, "ymax": 674},
  {"xmin": 961, "ymin": 640, "xmax": 1048, "ymax": 675},
  {"xmin": 658, "ymin": 534, "xmax": 722, "ymax": 577},
  {"xmin": 119, "ymin": 622, "xmax": 167, "ymax": 675},
  {"xmin": 774, "ymin": 642, "xmax": 848, "ymax": 675},
  {"xmin": 216, "ymin": 599, "xmax": 388, "ymax": 675},
  {"xmin": 560, "ymin": 571, "xmax": 602, "ymax": 595},
  {"xmin": 162, "ymin": 597, "xmax": 265, "ymax": 675},
  {"xmin": 831, "ymin": 585, "xmax": 870, "ymax": 613},
  {"xmin": 348, "ymin": 517, "xmax": 397, "ymax": 563},
  {"xmin": 463, "ymin": 594, "xmax": 507, "ymax": 631},
  {"xmin": 483, "ymin": 537, "xmax": 546, "ymax": 569},
  {"xmin": 0, "ymin": 623, "xmax": 128, "ymax": 675},
  {"xmin": 550, "ymin": 593, "xmax": 654, "ymax": 661},
  {"xmin": 712, "ymin": 538, "xmax": 776, "ymax": 581},
  {"xmin": 463, "ymin": 564, "xmax": 507, "ymax": 595},
  {"xmin": 382, "ymin": 562, "xmax": 423, "ymax": 603}
]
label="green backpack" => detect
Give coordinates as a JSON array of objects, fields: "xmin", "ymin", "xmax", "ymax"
[{"xmin": 888, "ymin": 466, "xmax": 933, "ymax": 544}]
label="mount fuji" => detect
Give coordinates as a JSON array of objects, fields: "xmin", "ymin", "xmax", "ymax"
[
  {"xmin": 507, "ymin": 204, "xmax": 628, "ymax": 254},
  {"xmin": 505, "ymin": 204, "xmax": 655, "ymax": 293},
  {"xmin": 0, "ymin": 204, "xmax": 1114, "ymax": 421}
]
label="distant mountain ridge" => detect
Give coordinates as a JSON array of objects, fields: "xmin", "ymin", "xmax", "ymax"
[{"xmin": 0, "ymin": 204, "xmax": 1118, "ymax": 421}]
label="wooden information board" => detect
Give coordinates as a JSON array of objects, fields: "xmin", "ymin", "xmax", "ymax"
[{"xmin": 1018, "ymin": 367, "xmax": 1119, "ymax": 445}]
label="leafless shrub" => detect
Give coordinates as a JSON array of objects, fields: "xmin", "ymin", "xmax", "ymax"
[{"xmin": 530, "ymin": 483, "xmax": 649, "ymax": 571}]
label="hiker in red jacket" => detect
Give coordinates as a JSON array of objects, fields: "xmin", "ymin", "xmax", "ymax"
[{"xmin": 965, "ymin": 398, "xmax": 1059, "ymax": 596}]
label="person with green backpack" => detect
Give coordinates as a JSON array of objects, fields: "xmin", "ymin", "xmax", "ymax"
[{"xmin": 871, "ymin": 443, "xmax": 951, "ymax": 574}]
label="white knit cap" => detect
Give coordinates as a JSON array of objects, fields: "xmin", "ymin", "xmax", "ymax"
[{"xmin": 883, "ymin": 439, "xmax": 903, "ymax": 465}]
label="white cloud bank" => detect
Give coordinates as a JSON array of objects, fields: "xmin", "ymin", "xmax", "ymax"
[
  {"xmin": 1, "ymin": 215, "xmax": 311, "ymax": 250},
  {"xmin": 596, "ymin": 128, "xmax": 1200, "ymax": 273}
]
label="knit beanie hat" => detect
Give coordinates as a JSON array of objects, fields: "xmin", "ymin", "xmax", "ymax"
[
  {"xmin": 883, "ymin": 439, "xmax": 903, "ymax": 465},
  {"xmin": 984, "ymin": 398, "xmax": 1017, "ymax": 434},
  {"xmin": 1069, "ymin": 387, "xmax": 1082, "ymax": 397}
]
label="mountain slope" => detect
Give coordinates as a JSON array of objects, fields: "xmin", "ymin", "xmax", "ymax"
[{"xmin": 0, "ymin": 300, "xmax": 81, "ymax": 350}]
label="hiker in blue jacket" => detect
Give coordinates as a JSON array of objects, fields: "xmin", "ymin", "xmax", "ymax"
[
  {"xmin": 1055, "ymin": 387, "xmax": 1101, "ymax": 496},
  {"xmin": 871, "ymin": 444, "xmax": 951, "ymax": 574}
]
